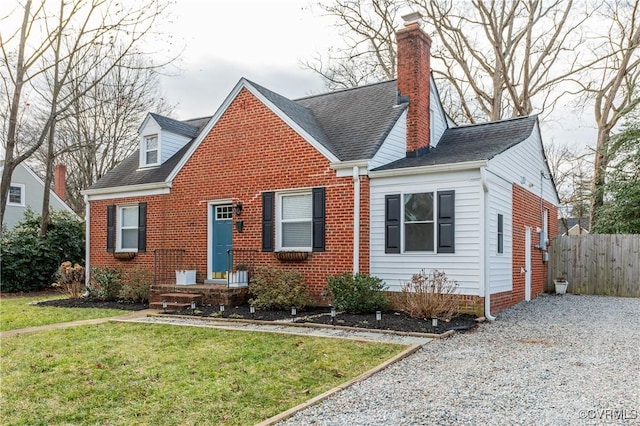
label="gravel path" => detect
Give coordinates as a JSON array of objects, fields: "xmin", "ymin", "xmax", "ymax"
[{"xmin": 279, "ymin": 294, "xmax": 640, "ymax": 426}]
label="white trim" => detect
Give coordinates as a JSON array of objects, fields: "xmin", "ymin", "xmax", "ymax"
[
  {"xmin": 276, "ymin": 190, "xmax": 313, "ymax": 252},
  {"xmin": 166, "ymin": 78, "xmax": 340, "ymax": 183},
  {"xmin": 369, "ymin": 160, "xmax": 488, "ymax": 178},
  {"xmin": 207, "ymin": 199, "xmax": 233, "ymax": 281},
  {"xmin": 525, "ymin": 226, "xmax": 532, "ymax": 302},
  {"xmin": 352, "ymin": 166, "xmax": 360, "ymax": 274},
  {"xmin": 140, "ymin": 134, "xmax": 160, "ymax": 168},
  {"xmin": 7, "ymin": 183, "xmax": 25, "ymax": 206},
  {"xmin": 115, "ymin": 204, "xmax": 139, "ymax": 252},
  {"xmin": 84, "ymin": 194, "xmax": 91, "ymax": 286},
  {"xmin": 480, "ymin": 167, "xmax": 495, "ymax": 320},
  {"xmin": 83, "ymin": 182, "xmax": 171, "ymax": 200}
]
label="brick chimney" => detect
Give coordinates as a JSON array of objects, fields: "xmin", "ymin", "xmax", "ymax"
[
  {"xmin": 54, "ymin": 164, "xmax": 66, "ymax": 201},
  {"xmin": 396, "ymin": 12, "xmax": 431, "ymax": 157}
]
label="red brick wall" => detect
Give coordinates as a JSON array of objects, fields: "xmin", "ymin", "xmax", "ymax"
[
  {"xmin": 396, "ymin": 22, "xmax": 431, "ymax": 154},
  {"xmin": 506, "ymin": 184, "xmax": 559, "ymax": 311},
  {"xmin": 89, "ymin": 87, "xmax": 368, "ymax": 302}
]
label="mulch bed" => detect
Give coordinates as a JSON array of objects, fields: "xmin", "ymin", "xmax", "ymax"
[
  {"xmin": 167, "ymin": 304, "xmax": 479, "ymax": 335},
  {"xmin": 31, "ymin": 298, "xmax": 479, "ymax": 335},
  {"xmin": 36, "ymin": 298, "xmax": 148, "ymax": 311}
]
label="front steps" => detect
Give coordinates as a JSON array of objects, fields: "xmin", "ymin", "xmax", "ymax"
[{"xmin": 149, "ymin": 292, "xmax": 203, "ymax": 311}]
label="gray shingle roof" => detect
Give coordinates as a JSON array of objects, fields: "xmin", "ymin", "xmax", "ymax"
[
  {"xmin": 149, "ymin": 113, "xmax": 200, "ymax": 138},
  {"xmin": 89, "ymin": 116, "xmax": 210, "ymax": 190},
  {"xmin": 373, "ymin": 115, "xmax": 537, "ymax": 171},
  {"xmin": 296, "ymin": 80, "xmax": 406, "ymax": 160}
]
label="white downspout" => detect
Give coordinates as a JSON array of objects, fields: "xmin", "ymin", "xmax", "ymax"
[
  {"xmin": 352, "ymin": 166, "xmax": 360, "ymax": 274},
  {"xmin": 84, "ymin": 194, "xmax": 90, "ymax": 287},
  {"xmin": 480, "ymin": 167, "xmax": 496, "ymax": 321}
]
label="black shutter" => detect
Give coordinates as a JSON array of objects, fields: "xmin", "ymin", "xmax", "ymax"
[
  {"xmin": 312, "ymin": 187, "xmax": 325, "ymax": 252},
  {"xmin": 262, "ymin": 192, "xmax": 275, "ymax": 252},
  {"xmin": 385, "ymin": 194, "xmax": 401, "ymax": 253},
  {"xmin": 106, "ymin": 204, "xmax": 115, "ymax": 253},
  {"xmin": 437, "ymin": 190, "xmax": 455, "ymax": 253},
  {"xmin": 138, "ymin": 202, "xmax": 147, "ymax": 252}
]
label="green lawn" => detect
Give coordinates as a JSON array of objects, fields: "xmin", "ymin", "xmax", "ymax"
[
  {"xmin": 0, "ymin": 295, "xmax": 128, "ymax": 331},
  {"xmin": 1, "ymin": 322, "xmax": 404, "ymax": 425}
]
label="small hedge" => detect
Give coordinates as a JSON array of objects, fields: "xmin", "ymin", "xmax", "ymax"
[
  {"xmin": 249, "ymin": 267, "xmax": 313, "ymax": 310},
  {"xmin": 326, "ymin": 273, "xmax": 389, "ymax": 313},
  {"xmin": 1, "ymin": 209, "xmax": 84, "ymax": 292}
]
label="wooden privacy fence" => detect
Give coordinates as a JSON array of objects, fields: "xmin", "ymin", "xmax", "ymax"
[{"xmin": 548, "ymin": 234, "xmax": 640, "ymax": 297}]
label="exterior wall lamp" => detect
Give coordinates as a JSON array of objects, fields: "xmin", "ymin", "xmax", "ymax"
[{"xmin": 234, "ymin": 202, "xmax": 243, "ymax": 216}]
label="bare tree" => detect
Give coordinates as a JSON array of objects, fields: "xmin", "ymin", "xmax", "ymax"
[
  {"xmin": 306, "ymin": 0, "xmax": 591, "ymax": 122},
  {"xmin": 572, "ymin": 0, "xmax": 640, "ymax": 229},
  {"xmin": 0, "ymin": 0, "xmax": 172, "ymax": 234},
  {"xmin": 303, "ymin": 0, "xmax": 400, "ymax": 90},
  {"xmin": 32, "ymin": 56, "xmax": 173, "ymax": 213}
]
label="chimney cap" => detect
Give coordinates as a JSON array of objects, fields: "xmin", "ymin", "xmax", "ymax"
[{"xmin": 402, "ymin": 11, "xmax": 423, "ymax": 27}]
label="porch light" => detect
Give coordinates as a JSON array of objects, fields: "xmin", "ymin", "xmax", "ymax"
[
  {"xmin": 250, "ymin": 305, "xmax": 255, "ymax": 316},
  {"xmin": 376, "ymin": 311, "xmax": 382, "ymax": 322},
  {"xmin": 432, "ymin": 318, "xmax": 438, "ymax": 327},
  {"xmin": 330, "ymin": 307, "xmax": 336, "ymax": 325},
  {"xmin": 191, "ymin": 301, "xmax": 196, "ymax": 310},
  {"xmin": 291, "ymin": 306, "xmax": 297, "ymax": 317},
  {"xmin": 234, "ymin": 202, "xmax": 243, "ymax": 216},
  {"xmin": 219, "ymin": 303, "xmax": 225, "ymax": 313}
]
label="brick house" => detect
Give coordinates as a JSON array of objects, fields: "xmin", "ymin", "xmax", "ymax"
[{"xmin": 83, "ymin": 13, "xmax": 559, "ymax": 316}]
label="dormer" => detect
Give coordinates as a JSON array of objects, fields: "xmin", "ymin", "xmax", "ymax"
[{"xmin": 138, "ymin": 113, "xmax": 199, "ymax": 169}]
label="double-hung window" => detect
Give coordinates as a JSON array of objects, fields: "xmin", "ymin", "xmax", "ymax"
[
  {"xmin": 385, "ymin": 190, "xmax": 455, "ymax": 254},
  {"xmin": 278, "ymin": 192, "xmax": 313, "ymax": 251},
  {"xmin": 142, "ymin": 135, "xmax": 159, "ymax": 166},
  {"xmin": 118, "ymin": 205, "xmax": 139, "ymax": 251},
  {"xmin": 404, "ymin": 192, "xmax": 434, "ymax": 252},
  {"xmin": 8, "ymin": 184, "xmax": 25, "ymax": 206}
]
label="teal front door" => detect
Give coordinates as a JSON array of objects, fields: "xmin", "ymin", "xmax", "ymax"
[{"xmin": 212, "ymin": 205, "xmax": 233, "ymax": 280}]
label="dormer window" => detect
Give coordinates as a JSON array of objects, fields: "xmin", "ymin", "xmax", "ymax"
[{"xmin": 142, "ymin": 134, "xmax": 159, "ymax": 166}]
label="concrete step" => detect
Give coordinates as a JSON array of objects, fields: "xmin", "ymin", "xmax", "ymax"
[
  {"xmin": 149, "ymin": 301, "xmax": 192, "ymax": 310},
  {"xmin": 158, "ymin": 292, "xmax": 203, "ymax": 304}
]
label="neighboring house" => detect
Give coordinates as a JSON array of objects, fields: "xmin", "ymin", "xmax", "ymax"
[
  {"xmin": 2, "ymin": 162, "xmax": 74, "ymax": 229},
  {"xmin": 84, "ymin": 13, "xmax": 559, "ymax": 316},
  {"xmin": 559, "ymin": 217, "xmax": 590, "ymax": 235}
]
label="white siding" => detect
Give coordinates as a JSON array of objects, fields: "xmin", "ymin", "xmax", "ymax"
[
  {"xmin": 488, "ymin": 125, "xmax": 559, "ymax": 205},
  {"xmin": 429, "ymin": 78, "xmax": 448, "ymax": 148},
  {"xmin": 370, "ymin": 110, "xmax": 406, "ymax": 169},
  {"xmin": 160, "ymin": 131, "xmax": 191, "ymax": 163},
  {"xmin": 370, "ymin": 169, "xmax": 483, "ymax": 295},
  {"xmin": 139, "ymin": 118, "xmax": 191, "ymax": 166},
  {"xmin": 486, "ymin": 170, "xmax": 513, "ymax": 294}
]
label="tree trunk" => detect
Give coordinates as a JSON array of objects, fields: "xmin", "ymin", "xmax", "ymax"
[{"xmin": 590, "ymin": 127, "xmax": 610, "ymax": 230}]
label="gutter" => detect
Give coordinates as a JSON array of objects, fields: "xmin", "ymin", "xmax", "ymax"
[
  {"xmin": 368, "ymin": 159, "xmax": 487, "ymax": 178},
  {"xmin": 480, "ymin": 167, "xmax": 496, "ymax": 321},
  {"xmin": 84, "ymin": 194, "xmax": 90, "ymax": 286},
  {"xmin": 352, "ymin": 166, "xmax": 360, "ymax": 274},
  {"xmin": 82, "ymin": 181, "xmax": 171, "ymax": 198}
]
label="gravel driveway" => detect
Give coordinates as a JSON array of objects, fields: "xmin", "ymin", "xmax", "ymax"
[{"xmin": 279, "ymin": 294, "xmax": 639, "ymax": 425}]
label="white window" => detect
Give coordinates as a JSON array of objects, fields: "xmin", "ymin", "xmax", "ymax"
[
  {"xmin": 118, "ymin": 205, "xmax": 139, "ymax": 251},
  {"xmin": 8, "ymin": 184, "xmax": 25, "ymax": 206},
  {"xmin": 142, "ymin": 134, "xmax": 159, "ymax": 166},
  {"xmin": 404, "ymin": 192, "xmax": 434, "ymax": 252},
  {"xmin": 277, "ymin": 192, "xmax": 312, "ymax": 251}
]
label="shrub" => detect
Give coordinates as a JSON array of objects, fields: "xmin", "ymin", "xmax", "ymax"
[
  {"xmin": 326, "ymin": 273, "xmax": 389, "ymax": 313},
  {"xmin": 249, "ymin": 267, "xmax": 313, "ymax": 310},
  {"xmin": 1, "ymin": 209, "xmax": 85, "ymax": 292},
  {"xmin": 119, "ymin": 267, "xmax": 152, "ymax": 303},
  {"xmin": 53, "ymin": 261, "xmax": 85, "ymax": 299},
  {"xmin": 88, "ymin": 266, "xmax": 123, "ymax": 301},
  {"xmin": 391, "ymin": 269, "xmax": 459, "ymax": 320}
]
